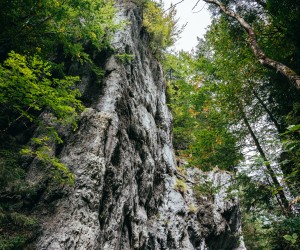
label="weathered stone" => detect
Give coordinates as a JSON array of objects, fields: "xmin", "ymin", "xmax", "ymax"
[{"xmin": 29, "ymin": 2, "xmax": 246, "ymax": 250}]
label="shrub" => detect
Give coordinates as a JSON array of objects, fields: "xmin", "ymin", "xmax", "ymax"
[
  {"xmin": 193, "ymin": 180, "xmax": 219, "ymax": 200},
  {"xmin": 175, "ymin": 178, "xmax": 187, "ymax": 193},
  {"xmin": 269, "ymin": 216, "xmax": 300, "ymax": 250},
  {"xmin": 0, "ymin": 51, "xmax": 83, "ymax": 131}
]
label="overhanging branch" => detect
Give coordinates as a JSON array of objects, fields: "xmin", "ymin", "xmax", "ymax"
[{"xmin": 203, "ymin": 0, "xmax": 300, "ymax": 89}]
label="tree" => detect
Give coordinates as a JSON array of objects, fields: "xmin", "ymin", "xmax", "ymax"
[
  {"xmin": 201, "ymin": 0, "xmax": 300, "ymax": 88},
  {"xmin": 0, "ymin": 0, "xmax": 118, "ymax": 63},
  {"xmin": 239, "ymin": 105, "xmax": 289, "ymax": 212},
  {"xmin": 165, "ymin": 1, "xmax": 300, "ymax": 247},
  {"xmin": 164, "ymin": 51, "xmax": 242, "ymax": 171},
  {"xmin": 142, "ymin": 0, "xmax": 182, "ymax": 57},
  {"xmin": 0, "ymin": 51, "xmax": 82, "ymax": 132},
  {"xmin": 190, "ymin": 7, "xmax": 300, "ymax": 247}
]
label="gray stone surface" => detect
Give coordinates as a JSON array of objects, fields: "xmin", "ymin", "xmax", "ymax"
[{"xmin": 30, "ymin": 2, "xmax": 246, "ymax": 250}]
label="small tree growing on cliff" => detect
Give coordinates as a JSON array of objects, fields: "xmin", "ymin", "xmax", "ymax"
[{"xmin": 142, "ymin": 0, "xmax": 182, "ymax": 56}]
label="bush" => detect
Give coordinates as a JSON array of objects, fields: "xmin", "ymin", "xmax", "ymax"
[
  {"xmin": 269, "ymin": 216, "xmax": 300, "ymax": 250},
  {"xmin": 0, "ymin": 207, "xmax": 38, "ymax": 250}
]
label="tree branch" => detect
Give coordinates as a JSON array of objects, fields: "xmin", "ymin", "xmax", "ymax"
[
  {"xmin": 203, "ymin": 0, "xmax": 300, "ymax": 89},
  {"xmin": 164, "ymin": 0, "xmax": 185, "ymax": 13},
  {"xmin": 192, "ymin": 0, "xmax": 201, "ymax": 10}
]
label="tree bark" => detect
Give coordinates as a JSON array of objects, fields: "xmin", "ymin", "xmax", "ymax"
[{"xmin": 203, "ymin": 0, "xmax": 300, "ymax": 89}]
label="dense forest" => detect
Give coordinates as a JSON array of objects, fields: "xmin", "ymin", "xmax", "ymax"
[
  {"xmin": 0, "ymin": 0, "xmax": 299, "ymax": 249},
  {"xmin": 164, "ymin": 0, "xmax": 300, "ymax": 249}
]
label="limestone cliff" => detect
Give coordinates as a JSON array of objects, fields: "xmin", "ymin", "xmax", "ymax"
[{"xmin": 28, "ymin": 2, "xmax": 245, "ymax": 249}]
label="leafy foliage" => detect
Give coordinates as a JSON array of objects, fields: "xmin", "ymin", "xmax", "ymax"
[
  {"xmin": 0, "ymin": 51, "xmax": 83, "ymax": 185},
  {"xmin": 0, "ymin": 0, "xmax": 118, "ymax": 62},
  {"xmin": 142, "ymin": 0, "xmax": 180, "ymax": 56},
  {"xmin": 0, "ymin": 1, "xmax": 118, "ymax": 248},
  {"xmin": 241, "ymin": 213, "xmax": 272, "ymax": 250},
  {"xmin": 0, "ymin": 51, "xmax": 83, "ymax": 131},
  {"xmin": 205, "ymin": 1, "xmax": 300, "ymax": 248},
  {"xmin": 0, "ymin": 236, "xmax": 28, "ymax": 250},
  {"xmin": 165, "ymin": 51, "xmax": 242, "ymax": 171},
  {"xmin": 0, "ymin": 149, "xmax": 25, "ymax": 189},
  {"xmin": 269, "ymin": 216, "xmax": 300, "ymax": 249},
  {"xmin": 0, "ymin": 206, "xmax": 38, "ymax": 250},
  {"xmin": 166, "ymin": 1, "xmax": 300, "ymax": 249},
  {"xmin": 21, "ymin": 135, "xmax": 75, "ymax": 185},
  {"xmin": 115, "ymin": 53, "xmax": 135, "ymax": 64},
  {"xmin": 193, "ymin": 179, "xmax": 220, "ymax": 200}
]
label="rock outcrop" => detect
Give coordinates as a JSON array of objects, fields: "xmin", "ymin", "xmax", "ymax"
[{"xmin": 29, "ymin": 2, "xmax": 245, "ymax": 249}]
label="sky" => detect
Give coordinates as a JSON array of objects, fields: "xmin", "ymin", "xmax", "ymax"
[{"xmin": 163, "ymin": 0, "xmax": 212, "ymax": 51}]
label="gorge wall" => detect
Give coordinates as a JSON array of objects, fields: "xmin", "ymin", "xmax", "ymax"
[{"xmin": 28, "ymin": 2, "xmax": 246, "ymax": 249}]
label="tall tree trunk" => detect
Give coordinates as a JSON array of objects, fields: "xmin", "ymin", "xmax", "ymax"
[
  {"xmin": 251, "ymin": 91, "xmax": 299, "ymax": 195},
  {"xmin": 252, "ymin": 90, "xmax": 283, "ymax": 133},
  {"xmin": 240, "ymin": 108, "xmax": 290, "ymax": 213},
  {"xmin": 203, "ymin": 0, "xmax": 300, "ymax": 89}
]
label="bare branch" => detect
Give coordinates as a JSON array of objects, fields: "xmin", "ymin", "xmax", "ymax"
[
  {"xmin": 192, "ymin": 0, "xmax": 201, "ymax": 10},
  {"xmin": 193, "ymin": 2, "xmax": 207, "ymax": 14},
  {"xmin": 164, "ymin": 0, "xmax": 185, "ymax": 13}
]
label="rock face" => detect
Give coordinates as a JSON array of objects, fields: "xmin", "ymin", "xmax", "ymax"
[
  {"xmin": 32, "ymin": 2, "xmax": 245, "ymax": 250},
  {"xmin": 149, "ymin": 167, "xmax": 246, "ymax": 250}
]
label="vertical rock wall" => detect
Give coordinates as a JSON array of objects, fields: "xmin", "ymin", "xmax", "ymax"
[{"xmin": 31, "ymin": 2, "xmax": 246, "ymax": 249}]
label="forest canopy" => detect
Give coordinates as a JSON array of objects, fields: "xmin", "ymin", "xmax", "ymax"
[{"xmin": 164, "ymin": 0, "xmax": 300, "ymax": 249}]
